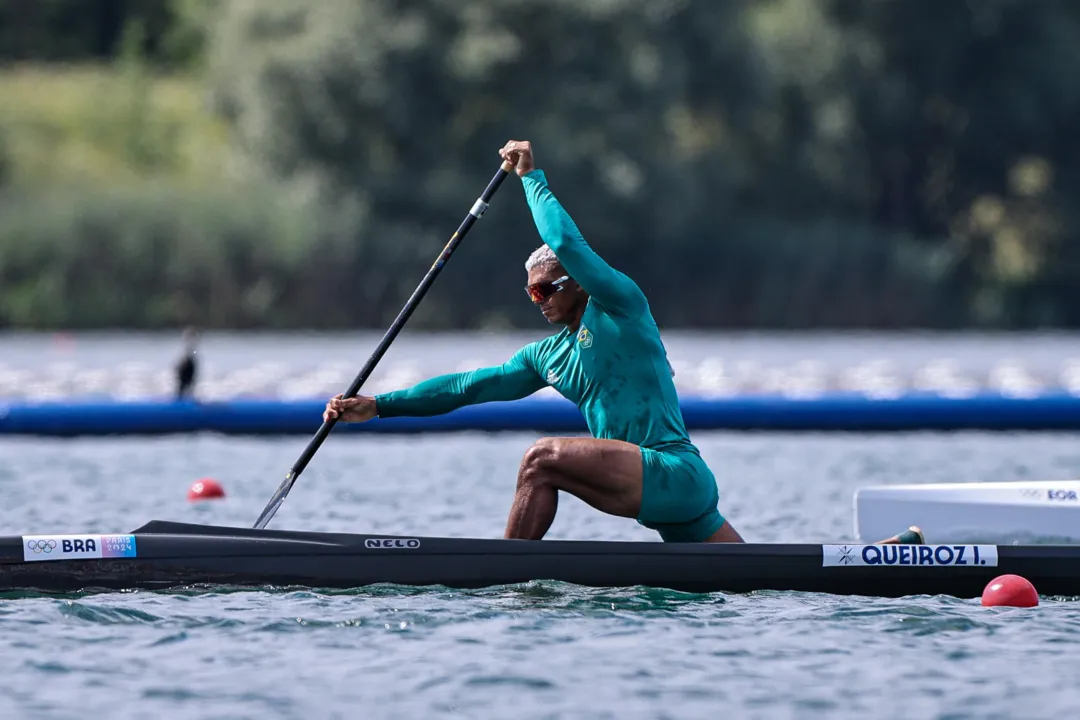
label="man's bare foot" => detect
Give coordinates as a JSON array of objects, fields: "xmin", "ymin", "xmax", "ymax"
[{"xmin": 875, "ymin": 525, "xmax": 925, "ymax": 545}]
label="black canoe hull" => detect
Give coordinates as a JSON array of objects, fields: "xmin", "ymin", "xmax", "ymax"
[{"xmin": 0, "ymin": 520, "xmax": 1077, "ymax": 598}]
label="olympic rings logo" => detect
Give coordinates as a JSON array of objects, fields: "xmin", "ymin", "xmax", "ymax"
[{"xmin": 26, "ymin": 539, "xmax": 57, "ymax": 553}]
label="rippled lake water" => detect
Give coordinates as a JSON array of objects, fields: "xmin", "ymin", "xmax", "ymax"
[
  {"xmin": 2, "ymin": 329, "xmax": 1080, "ymax": 400},
  {"xmin": 2, "ymin": 430, "xmax": 1080, "ymax": 719}
]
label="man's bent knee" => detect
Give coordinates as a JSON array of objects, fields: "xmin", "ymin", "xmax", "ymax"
[{"xmin": 518, "ymin": 438, "xmax": 564, "ymax": 485}]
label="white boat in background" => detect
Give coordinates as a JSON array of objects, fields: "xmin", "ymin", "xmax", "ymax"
[{"xmin": 854, "ymin": 480, "xmax": 1080, "ymax": 544}]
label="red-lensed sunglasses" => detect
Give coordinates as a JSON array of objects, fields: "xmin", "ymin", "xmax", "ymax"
[{"xmin": 525, "ymin": 275, "xmax": 570, "ymax": 303}]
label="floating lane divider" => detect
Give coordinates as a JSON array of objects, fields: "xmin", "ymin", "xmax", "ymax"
[{"xmin": 3, "ymin": 391, "xmax": 1080, "ymax": 435}]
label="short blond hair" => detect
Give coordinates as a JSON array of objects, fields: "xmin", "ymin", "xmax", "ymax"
[{"xmin": 525, "ymin": 244, "xmax": 561, "ymax": 271}]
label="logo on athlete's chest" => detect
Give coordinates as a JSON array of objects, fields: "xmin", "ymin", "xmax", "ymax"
[
  {"xmin": 546, "ymin": 369, "xmax": 560, "ymax": 385},
  {"xmin": 576, "ymin": 326, "xmax": 593, "ymax": 349}
]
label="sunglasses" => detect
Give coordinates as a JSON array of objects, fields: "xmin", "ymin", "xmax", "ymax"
[{"xmin": 525, "ymin": 275, "xmax": 570, "ymax": 303}]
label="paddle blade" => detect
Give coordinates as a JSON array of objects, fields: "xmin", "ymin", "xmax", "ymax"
[{"xmin": 253, "ymin": 471, "xmax": 297, "ymax": 530}]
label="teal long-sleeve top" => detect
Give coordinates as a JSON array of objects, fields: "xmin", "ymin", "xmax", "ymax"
[{"xmin": 375, "ymin": 169, "xmax": 694, "ymax": 453}]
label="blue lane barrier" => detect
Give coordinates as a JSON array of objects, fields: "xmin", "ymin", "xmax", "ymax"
[{"xmin": 2, "ymin": 392, "xmax": 1080, "ymax": 435}]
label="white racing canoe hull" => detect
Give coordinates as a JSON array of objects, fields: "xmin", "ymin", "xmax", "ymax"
[{"xmin": 855, "ymin": 480, "xmax": 1080, "ymax": 544}]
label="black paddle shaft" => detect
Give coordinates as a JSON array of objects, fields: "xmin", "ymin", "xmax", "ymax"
[{"xmin": 253, "ymin": 160, "xmax": 516, "ymax": 530}]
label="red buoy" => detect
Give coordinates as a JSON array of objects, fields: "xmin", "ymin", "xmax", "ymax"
[
  {"xmin": 981, "ymin": 574, "xmax": 1039, "ymax": 607},
  {"xmin": 188, "ymin": 478, "xmax": 226, "ymax": 502}
]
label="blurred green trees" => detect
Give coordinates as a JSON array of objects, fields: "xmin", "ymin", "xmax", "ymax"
[{"xmin": 1, "ymin": 0, "xmax": 1079, "ymax": 329}]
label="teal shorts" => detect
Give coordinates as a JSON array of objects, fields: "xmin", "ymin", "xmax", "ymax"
[{"xmin": 637, "ymin": 446, "xmax": 725, "ymax": 542}]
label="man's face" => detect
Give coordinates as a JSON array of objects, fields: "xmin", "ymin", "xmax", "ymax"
[{"xmin": 526, "ymin": 264, "xmax": 580, "ymax": 325}]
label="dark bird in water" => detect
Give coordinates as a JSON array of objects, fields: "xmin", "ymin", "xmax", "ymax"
[{"xmin": 176, "ymin": 327, "xmax": 199, "ymax": 400}]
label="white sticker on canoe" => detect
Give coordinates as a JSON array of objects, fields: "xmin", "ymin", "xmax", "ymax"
[
  {"xmin": 22, "ymin": 534, "xmax": 137, "ymax": 562},
  {"xmin": 822, "ymin": 544, "xmax": 998, "ymax": 568}
]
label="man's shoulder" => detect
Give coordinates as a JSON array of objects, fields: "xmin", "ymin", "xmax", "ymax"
[
  {"xmin": 587, "ymin": 292, "xmax": 658, "ymax": 330},
  {"xmin": 531, "ymin": 330, "xmax": 568, "ymax": 352},
  {"xmin": 515, "ymin": 330, "xmax": 567, "ymax": 363}
]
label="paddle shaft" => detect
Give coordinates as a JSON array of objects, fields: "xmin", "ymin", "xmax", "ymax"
[{"xmin": 252, "ymin": 160, "xmax": 516, "ymax": 529}]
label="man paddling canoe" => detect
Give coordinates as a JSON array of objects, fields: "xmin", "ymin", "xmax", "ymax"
[{"xmin": 324, "ymin": 139, "xmax": 923, "ymax": 546}]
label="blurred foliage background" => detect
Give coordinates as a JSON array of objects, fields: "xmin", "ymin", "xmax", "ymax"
[{"xmin": 1, "ymin": 0, "xmax": 1079, "ymax": 331}]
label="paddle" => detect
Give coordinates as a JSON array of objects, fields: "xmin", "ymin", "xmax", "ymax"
[{"xmin": 252, "ymin": 159, "xmax": 516, "ymax": 530}]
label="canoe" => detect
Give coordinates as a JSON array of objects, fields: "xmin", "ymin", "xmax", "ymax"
[
  {"xmin": 3, "ymin": 520, "xmax": 1074, "ymax": 598},
  {"xmin": 855, "ymin": 480, "xmax": 1080, "ymax": 544}
]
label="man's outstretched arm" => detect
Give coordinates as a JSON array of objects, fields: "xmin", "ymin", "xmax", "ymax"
[
  {"xmin": 500, "ymin": 139, "xmax": 647, "ymax": 318},
  {"xmin": 522, "ymin": 169, "xmax": 647, "ymax": 318},
  {"xmin": 323, "ymin": 347, "xmax": 546, "ymax": 422},
  {"xmin": 375, "ymin": 357, "xmax": 544, "ymax": 418}
]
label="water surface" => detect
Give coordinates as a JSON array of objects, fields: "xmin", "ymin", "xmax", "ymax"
[{"xmin": 2, "ymin": 430, "xmax": 1078, "ymax": 719}]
